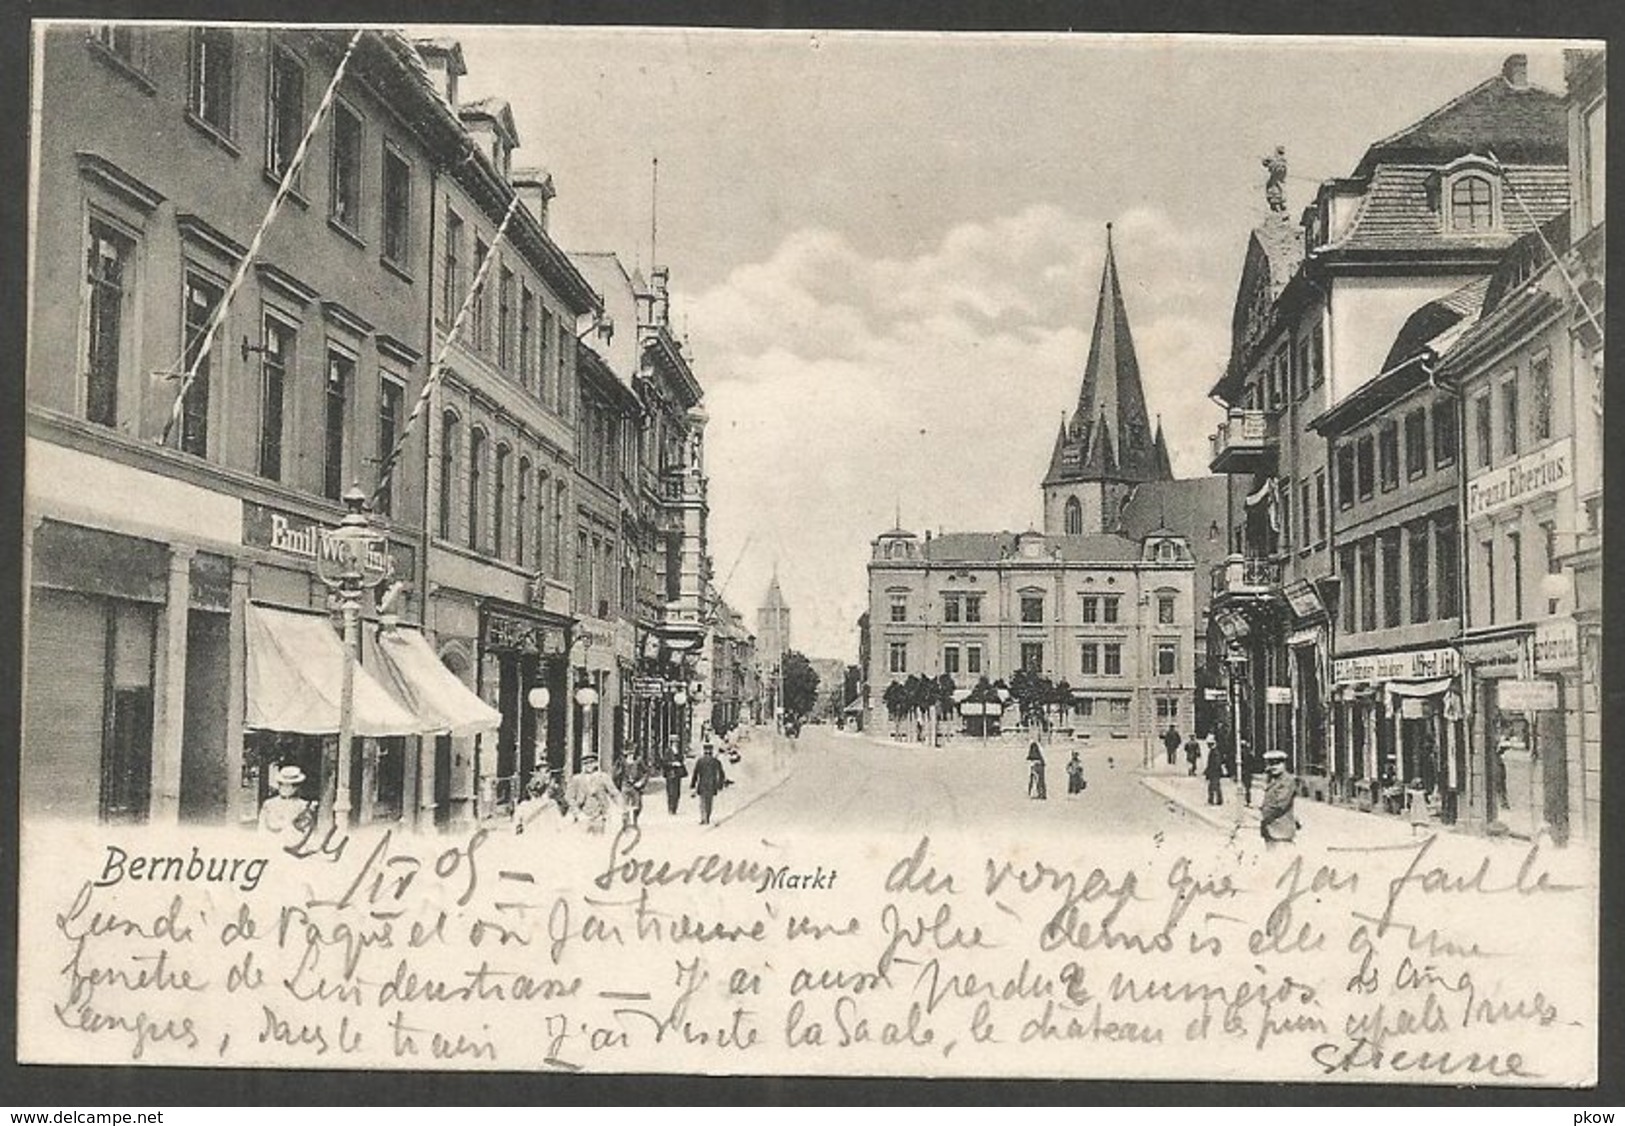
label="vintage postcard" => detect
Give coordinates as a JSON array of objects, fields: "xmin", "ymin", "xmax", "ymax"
[{"xmin": 17, "ymin": 21, "xmax": 1605, "ymax": 1086}]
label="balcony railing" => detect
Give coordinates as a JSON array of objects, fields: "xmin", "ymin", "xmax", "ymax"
[
  {"xmin": 1209, "ymin": 409, "xmax": 1280, "ymax": 475},
  {"xmin": 1211, "ymin": 554, "xmax": 1283, "ymax": 596},
  {"xmin": 660, "ymin": 468, "xmax": 707, "ymax": 503}
]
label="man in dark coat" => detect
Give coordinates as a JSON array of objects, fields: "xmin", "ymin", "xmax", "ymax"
[
  {"xmin": 1185, "ymin": 735, "xmax": 1201, "ymax": 776},
  {"xmin": 1027, "ymin": 741, "xmax": 1047, "ymax": 800},
  {"xmin": 1162, "ymin": 724, "xmax": 1182, "ymax": 767},
  {"xmin": 691, "ymin": 745, "xmax": 728, "ymax": 825},
  {"xmin": 663, "ymin": 752, "xmax": 688, "ymax": 816},
  {"xmin": 1203, "ymin": 735, "xmax": 1227, "ymax": 805}
]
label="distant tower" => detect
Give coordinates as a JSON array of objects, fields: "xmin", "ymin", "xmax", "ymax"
[
  {"xmin": 757, "ymin": 570, "xmax": 792, "ymax": 668},
  {"xmin": 1043, "ymin": 224, "xmax": 1174, "ymax": 535}
]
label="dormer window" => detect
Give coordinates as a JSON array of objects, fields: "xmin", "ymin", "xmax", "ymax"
[{"xmin": 1449, "ymin": 175, "xmax": 1494, "ymax": 231}]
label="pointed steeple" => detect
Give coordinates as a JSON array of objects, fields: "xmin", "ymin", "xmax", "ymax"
[
  {"xmin": 1043, "ymin": 417, "xmax": 1072, "ymax": 485},
  {"xmin": 1152, "ymin": 415, "xmax": 1174, "ymax": 478},
  {"xmin": 1056, "ymin": 224, "xmax": 1168, "ymax": 485}
]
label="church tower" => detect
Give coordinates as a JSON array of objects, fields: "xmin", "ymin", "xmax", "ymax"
[
  {"xmin": 757, "ymin": 570, "xmax": 792, "ymax": 670},
  {"xmin": 1043, "ymin": 224, "xmax": 1173, "ymax": 535}
]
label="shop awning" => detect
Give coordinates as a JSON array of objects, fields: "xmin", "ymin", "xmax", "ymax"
[
  {"xmin": 1386, "ymin": 678, "xmax": 1452, "ymax": 699},
  {"xmin": 366, "ymin": 626, "xmax": 501, "ymax": 737},
  {"xmin": 246, "ymin": 606, "xmax": 423, "ymax": 736}
]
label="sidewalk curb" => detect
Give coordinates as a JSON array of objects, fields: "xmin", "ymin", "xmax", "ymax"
[
  {"xmin": 710, "ymin": 751, "xmax": 798, "ymax": 829},
  {"xmin": 1139, "ymin": 774, "xmax": 1257, "ymax": 835}
]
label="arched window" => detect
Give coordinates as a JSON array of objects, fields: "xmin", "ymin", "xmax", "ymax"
[
  {"xmin": 535, "ymin": 467, "xmax": 551, "ymax": 578},
  {"xmin": 1065, "ymin": 496, "xmax": 1083, "ymax": 535},
  {"xmin": 438, "ymin": 410, "xmax": 458, "ymax": 541},
  {"xmin": 493, "ymin": 443, "xmax": 510, "ymax": 560},
  {"xmin": 1450, "ymin": 175, "xmax": 1494, "ymax": 231},
  {"xmin": 468, "ymin": 426, "xmax": 486, "ymax": 551},
  {"xmin": 516, "ymin": 457, "xmax": 531, "ymax": 568}
]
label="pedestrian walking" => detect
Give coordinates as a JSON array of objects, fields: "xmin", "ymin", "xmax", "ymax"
[
  {"xmin": 1162, "ymin": 724, "xmax": 1182, "ymax": 767},
  {"xmin": 1405, "ymin": 777, "xmax": 1431, "ymax": 835},
  {"xmin": 258, "ymin": 764, "xmax": 313, "ymax": 835},
  {"xmin": 1185, "ymin": 734, "xmax": 1201, "ymax": 776},
  {"xmin": 1259, "ymin": 750, "xmax": 1298, "ymax": 845},
  {"xmin": 1065, "ymin": 750, "xmax": 1086, "ymax": 796},
  {"xmin": 1203, "ymin": 733, "xmax": 1227, "ymax": 805},
  {"xmin": 1027, "ymin": 741, "xmax": 1047, "ymax": 800},
  {"xmin": 621, "ymin": 764, "xmax": 645, "ymax": 828},
  {"xmin": 566, "ymin": 755, "xmax": 620, "ymax": 835},
  {"xmin": 692, "ymin": 744, "xmax": 729, "ymax": 825},
  {"xmin": 663, "ymin": 752, "xmax": 688, "ymax": 816}
]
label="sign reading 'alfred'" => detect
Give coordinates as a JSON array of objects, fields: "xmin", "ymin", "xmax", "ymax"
[
  {"xmin": 1333, "ymin": 645, "xmax": 1460, "ymax": 685},
  {"xmin": 1466, "ymin": 439, "xmax": 1572, "ymax": 521}
]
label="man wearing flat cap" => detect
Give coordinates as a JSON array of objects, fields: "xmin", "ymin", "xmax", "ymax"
[
  {"xmin": 258, "ymin": 764, "xmax": 314, "ymax": 835},
  {"xmin": 1258, "ymin": 750, "xmax": 1298, "ymax": 845}
]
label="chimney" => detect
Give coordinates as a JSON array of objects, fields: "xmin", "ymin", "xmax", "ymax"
[
  {"xmin": 413, "ymin": 39, "xmax": 466, "ymax": 107},
  {"xmin": 511, "ymin": 168, "xmax": 555, "ymax": 232},
  {"xmin": 1502, "ymin": 53, "xmax": 1529, "ymax": 89}
]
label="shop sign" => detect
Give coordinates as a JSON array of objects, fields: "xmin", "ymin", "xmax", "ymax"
[
  {"xmin": 1204, "ymin": 688, "xmax": 1227, "ymax": 701},
  {"xmin": 1460, "ymin": 636, "xmax": 1526, "ymax": 678},
  {"xmin": 1283, "ymin": 580, "xmax": 1326, "ymax": 622},
  {"xmin": 1534, "ymin": 617, "xmax": 1579, "ymax": 672},
  {"xmin": 1498, "ymin": 679, "xmax": 1559, "ymax": 711},
  {"xmin": 1333, "ymin": 646, "xmax": 1460, "ymax": 685},
  {"xmin": 484, "ymin": 610, "xmax": 566, "ymax": 656},
  {"xmin": 243, "ymin": 502, "xmax": 415, "ymax": 581},
  {"xmin": 632, "ymin": 677, "xmax": 666, "ymax": 697},
  {"xmin": 1265, "ymin": 686, "xmax": 1293, "ymax": 705},
  {"xmin": 1465, "ymin": 439, "xmax": 1572, "ymax": 522}
]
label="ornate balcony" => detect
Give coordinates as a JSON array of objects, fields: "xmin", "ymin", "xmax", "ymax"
[
  {"xmin": 1209, "ymin": 409, "xmax": 1279, "ymax": 475},
  {"xmin": 1211, "ymin": 554, "xmax": 1283, "ymax": 598},
  {"xmin": 660, "ymin": 467, "xmax": 708, "ymax": 504}
]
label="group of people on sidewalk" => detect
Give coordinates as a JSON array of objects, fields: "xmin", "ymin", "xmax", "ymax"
[{"xmin": 514, "ymin": 731, "xmax": 739, "ymax": 835}]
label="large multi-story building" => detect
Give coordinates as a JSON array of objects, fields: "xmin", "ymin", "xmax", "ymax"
[
  {"xmin": 411, "ymin": 39, "xmax": 601, "ymax": 821},
  {"xmin": 865, "ymin": 230, "xmax": 1201, "ymax": 745},
  {"xmin": 24, "ymin": 26, "xmax": 518, "ymax": 826},
  {"xmin": 1207, "ymin": 54, "xmax": 1568, "ymax": 817}
]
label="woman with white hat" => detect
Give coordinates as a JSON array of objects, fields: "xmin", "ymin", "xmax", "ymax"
[{"xmin": 258, "ymin": 764, "xmax": 314, "ymax": 835}]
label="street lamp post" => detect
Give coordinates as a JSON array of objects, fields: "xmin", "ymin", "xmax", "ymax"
[
  {"xmin": 575, "ymin": 683, "xmax": 600, "ymax": 771},
  {"xmin": 315, "ymin": 485, "xmax": 392, "ymax": 831}
]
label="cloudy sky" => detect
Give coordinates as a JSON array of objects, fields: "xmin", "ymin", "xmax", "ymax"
[{"xmin": 437, "ymin": 28, "xmax": 1572, "ymax": 661}]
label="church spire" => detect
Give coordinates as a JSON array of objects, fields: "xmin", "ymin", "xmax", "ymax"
[{"xmin": 1056, "ymin": 223, "xmax": 1167, "ymax": 485}]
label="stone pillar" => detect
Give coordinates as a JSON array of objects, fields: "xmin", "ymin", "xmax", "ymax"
[
  {"xmin": 227, "ymin": 563, "xmax": 251, "ymax": 825},
  {"xmin": 150, "ymin": 544, "xmax": 196, "ymax": 824}
]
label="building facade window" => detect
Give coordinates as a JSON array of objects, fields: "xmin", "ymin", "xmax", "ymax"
[
  {"xmin": 1408, "ymin": 521, "xmax": 1431, "ymax": 624},
  {"xmin": 375, "ymin": 375, "xmax": 402, "ymax": 516},
  {"xmin": 1436, "ymin": 512, "xmax": 1460, "ymax": 619},
  {"xmin": 1339, "ymin": 544, "xmax": 1356, "ymax": 632},
  {"xmin": 964, "ymin": 594, "xmax": 982, "ymax": 623},
  {"xmin": 381, "ymin": 147, "xmax": 411, "ymax": 267},
  {"xmin": 441, "ymin": 210, "xmax": 462, "ymax": 326},
  {"xmin": 1299, "ymin": 480, "xmax": 1312, "ymax": 548},
  {"xmin": 1020, "ymin": 594, "xmax": 1044, "ymax": 624},
  {"xmin": 1358, "ymin": 539, "xmax": 1377, "ymax": 632},
  {"xmin": 93, "ymin": 24, "xmax": 142, "ymax": 68},
  {"xmin": 1501, "ymin": 377, "xmax": 1520, "ymax": 458},
  {"xmin": 1081, "ymin": 596, "xmax": 1098, "ymax": 623},
  {"xmin": 1474, "ymin": 390, "xmax": 1493, "ymax": 468},
  {"xmin": 1433, "ymin": 398, "xmax": 1457, "ymax": 468},
  {"xmin": 1508, "ymin": 529, "xmax": 1523, "ymax": 621},
  {"xmin": 1541, "ymin": 520, "xmax": 1560, "ymax": 613},
  {"xmin": 965, "ymin": 645, "xmax": 982, "ymax": 675},
  {"xmin": 188, "ymin": 28, "xmax": 234, "ymax": 137},
  {"xmin": 467, "ymin": 427, "xmax": 486, "ymax": 551},
  {"xmin": 1065, "ymin": 496, "xmax": 1083, "ymax": 535},
  {"xmin": 84, "ymin": 218, "xmax": 134, "ymax": 428},
  {"xmin": 471, "ymin": 238, "xmax": 488, "ymax": 347},
  {"xmin": 180, "ymin": 272, "xmax": 223, "ymax": 458},
  {"xmin": 1315, "ymin": 470, "xmax": 1328, "ymax": 544},
  {"xmin": 1337, "ymin": 444, "xmax": 1355, "ymax": 510},
  {"xmin": 519, "ymin": 287, "xmax": 535, "ymax": 388},
  {"xmin": 1157, "ymin": 594, "xmax": 1175, "ymax": 625},
  {"xmin": 1531, "ymin": 352, "xmax": 1553, "ymax": 442},
  {"xmin": 1356, "ymin": 434, "xmax": 1375, "ymax": 499},
  {"xmin": 1404, "ymin": 407, "xmax": 1428, "ymax": 479},
  {"xmin": 516, "ymin": 458, "xmax": 530, "ymax": 568},
  {"xmin": 1281, "ymin": 477, "xmax": 1293, "ymax": 547},
  {"xmin": 492, "ymin": 444, "xmax": 509, "ymax": 558},
  {"xmin": 943, "ymin": 646, "xmax": 960, "ymax": 675},
  {"xmin": 888, "ymin": 642, "xmax": 908, "ymax": 674},
  {"xmin": 497, "ymin": 266, "xmax": 514, "ymax": 372},
  {"xmin": 1080, "ymin": 643, "xmax": 1099, "ymax": 675},
  {"xmin": 1156, "ymin": 641, "xmax": 1177, "ymax": 676},
  {"xmin": 1381, "ymin": 529, "xmax": 1402, "ymax": 629},
  {"xmin": 889, "ymin": 594, "xmax": 907, "ymax": 623},
  {"xmin": 1449, "ymin": 174, "xmax": 1494, "ymax": 231},
  {"xmin": 1103, "ymin": 644, "xmax": 1122, "ymax": 676},
  {"xmin": 1378, "ymin": 423, "xmax": 1399, "ymax": 491},
  {"xmin": 265, "ymin": 46, "xmax": 305, "ymax": 182},
  {"xmin": 1481, "ymin": 539, "xmax": 1497, "ymax": 624},
  {"xmin": 322, "ymin": 349, "xmax": 352, "ymax": 499},
  {"xmin": 329, "ymin": 102, "xmax": 362, "ymax": 232},
  {"xmin": 438, "ymin": 411, "xmax": 457, "ymax": 540},
  {"xmin": 1020, "ymin": 642, "xmax": 1044, "ymax": 673},
  {"xmin": 257, "ymin": 316, "xmax": 293, "ymax": 481},
  {"xmin": 1102, "ymin": 595, "xmax": 1120, "ymax": 624}
]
